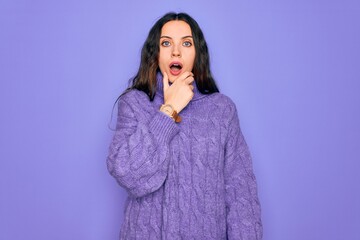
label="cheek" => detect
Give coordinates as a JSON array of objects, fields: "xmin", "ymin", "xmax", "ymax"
[
  {"xmin": 191, "ymin": 54, "xmax": 196, "ymax": 67},
  {"xmin": 186, "ymin": 51, "xmax": 196, "ymax": 70},
  {"xmin": 158, "ymin": 55, "xmax": 166, "ymax": 70},
  {"xmin": 158, "ymin": 50, "xmax": 169, "ymax": 66}
]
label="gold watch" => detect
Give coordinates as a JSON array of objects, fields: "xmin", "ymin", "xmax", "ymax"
[{"xmin": 160, "ymin": 104, "xmax": 181, "ymax": 123}]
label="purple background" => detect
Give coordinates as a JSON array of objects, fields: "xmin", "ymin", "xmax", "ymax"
[{"xmin": 1, "ymin": 0, "xmax": 359, "ymax": 239}]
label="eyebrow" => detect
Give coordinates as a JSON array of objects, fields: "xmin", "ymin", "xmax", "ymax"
[{"xmin": 160, "ymin": 35, "xmax": 193, "ymax": 39}]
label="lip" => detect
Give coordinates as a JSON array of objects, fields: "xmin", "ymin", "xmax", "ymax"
[
  {"xmin": 169, "ymin": 61, "xmax": 183, "ymax": 68},
  {"xmin": 169, "ymin": 61, "xmax": 183, "ymax": 76}
]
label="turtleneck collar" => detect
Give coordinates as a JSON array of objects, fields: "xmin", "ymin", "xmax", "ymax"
[{"xmin": 155, "ymin": 71, "xmax": 206, "ymax": 101}]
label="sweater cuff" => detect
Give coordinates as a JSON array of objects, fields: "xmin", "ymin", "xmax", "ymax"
[{"xmin": 149, "ymin": 110, "xmax": 180, "ymax": 143}]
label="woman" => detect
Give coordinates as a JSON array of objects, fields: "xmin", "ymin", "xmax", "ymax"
[{"xmin": 107, "ymin": 12, "xmax": 263, "ymax": 239}]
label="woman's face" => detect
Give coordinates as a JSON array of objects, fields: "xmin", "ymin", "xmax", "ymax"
[{"xmin": 158, "ymin": 20, "xmax": 196, "ymax": 83}]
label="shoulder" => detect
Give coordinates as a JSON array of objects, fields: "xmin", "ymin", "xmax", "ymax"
[
  {"xmin": 119, "ymin": 88, "xmax": 150, "ymax": 105},
  {"xmin": 207, "ymin": 92, "xmax": 238, "ymax": 119},
  {"xmin": 117, "ymin": 88, "xmax": 155, "ymax": 119},
  {"xmin": 203, "ymin": 93, "xmax": 242, "ymax": 144},
  {"xmin": 118, "ymin": 89, "xmax": 155, "ymax": 111}
]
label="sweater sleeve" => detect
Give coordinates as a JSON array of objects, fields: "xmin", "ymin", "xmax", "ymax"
[
  {"xmin": 106, "ymin": 92, "xmax": 180, "ymax": 198},
  {"xmin": 224, "ymin": 103, "xmax": 263, "ymax": 240}
]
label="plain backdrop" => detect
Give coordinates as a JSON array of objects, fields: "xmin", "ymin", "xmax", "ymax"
[{"xmin": 1, "ymin": 0, "xmax": 359, "ymax": 239}]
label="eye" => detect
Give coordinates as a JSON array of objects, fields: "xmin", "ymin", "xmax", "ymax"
[
  {"xmin": 161, "ymin": 40, "xmax": 171, "ymax": 47},
  {"xmin": 183, "ymin": 41, "xmax": 192, "ymax": 47}
]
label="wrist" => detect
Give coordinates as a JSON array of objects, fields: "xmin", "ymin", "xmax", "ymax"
[
  {"xmin": 159, "ymin": 104, "xmax": 181, "ymax": 123},
  {"xmin": 160, "ymin": 108, "xmax": 175, "ymax": 121}
]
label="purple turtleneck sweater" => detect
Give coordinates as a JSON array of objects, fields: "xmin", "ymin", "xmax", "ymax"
[{"xmin": 106, "ymin": 74, "xmax": 263, "ymax": 239}]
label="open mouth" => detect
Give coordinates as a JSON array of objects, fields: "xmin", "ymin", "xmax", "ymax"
[{"xmin": 169, "ymin": 62, "xmax": 183, "ymax": 76}]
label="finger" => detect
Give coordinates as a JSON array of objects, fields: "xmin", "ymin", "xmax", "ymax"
[
  {"xmin": 162, "ymin": 72, "xmax": 169, "ymax": 92},
  {"xmin": 184, "ymin": 75, "xmax": 194, "ymax": 85},
  {"xmin": 184, "ymin": 71, "xmax": 194, "ymax": 79},
  {"xmin": 177, "ymin": 71, "xmax": 193, "ymax": 82},
  {"xmin": 185, "ymin": 72, "xmax": 194, "ymax": 82}
]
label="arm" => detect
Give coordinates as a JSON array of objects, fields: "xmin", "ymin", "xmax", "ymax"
[
  {"xmin": 106, "ymin": 92, "xmax": 179, "ymax": 198},
  {"xmin": 224, "ymin": 103, "xmax": 263, "ymax": 239}
]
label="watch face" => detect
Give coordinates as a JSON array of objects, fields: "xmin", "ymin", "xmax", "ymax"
[
  {"xmin": 164, "ymin": 106, "xmax": 173, "ymax": 114},
  {"xmin": 161, "ymin": 105, "xmax": 173, "ymax": 114},
  {"xmin": 160, "ymin": 104, "xmax": 179, "ymax": 122}
]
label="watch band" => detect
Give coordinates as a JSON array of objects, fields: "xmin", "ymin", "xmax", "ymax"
[{"xmin": 160, "ymin": 104, "xmax": 182, "ymax": 123}]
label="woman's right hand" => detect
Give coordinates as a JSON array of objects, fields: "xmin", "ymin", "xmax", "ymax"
[{"xmin": 162, "ymin": 71, "xmax": 195, "ymax": 113}]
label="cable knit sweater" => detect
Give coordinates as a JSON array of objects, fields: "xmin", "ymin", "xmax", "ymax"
[{"xmin": 106, "ymin": 73, "xmax": 263, "ymax": 239}]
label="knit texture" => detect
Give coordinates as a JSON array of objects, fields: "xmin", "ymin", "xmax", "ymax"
[{"xmin": 107, "ymin": 74, "xmax": 263, "ymax": 239}]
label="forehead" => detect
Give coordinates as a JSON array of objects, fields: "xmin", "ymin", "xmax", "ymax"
[{"xmin": 161, "ymin": 20, "xmax": 192, "ymax": 37}]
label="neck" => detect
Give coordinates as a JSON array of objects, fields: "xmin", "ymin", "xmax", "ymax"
[{"xmin": 155, "ymin": 72, "xmax": 205, "ymax": 101}]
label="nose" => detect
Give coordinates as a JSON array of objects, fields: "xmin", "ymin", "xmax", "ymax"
[{"xmin": 172, "ymin": 45, "xmax": 181, "ymax": 58}]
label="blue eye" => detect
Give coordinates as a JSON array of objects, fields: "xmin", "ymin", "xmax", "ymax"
[
  {"xmin": 161, "ymin": 41, "xmax": 171, "ymax": 47},
  {"xmin": 183, "ymin": 41, "xmax": 192, "ymax": 47}
]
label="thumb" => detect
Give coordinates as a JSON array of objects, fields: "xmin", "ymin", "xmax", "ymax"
[{"xmin": 162, "ymin": 72, "xmax": 169, "ymax": 92}]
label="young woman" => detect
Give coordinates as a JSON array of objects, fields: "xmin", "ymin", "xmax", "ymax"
[{"xmin": 107, "ymin": 12, "xmax": 263, "ymax": 239}]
